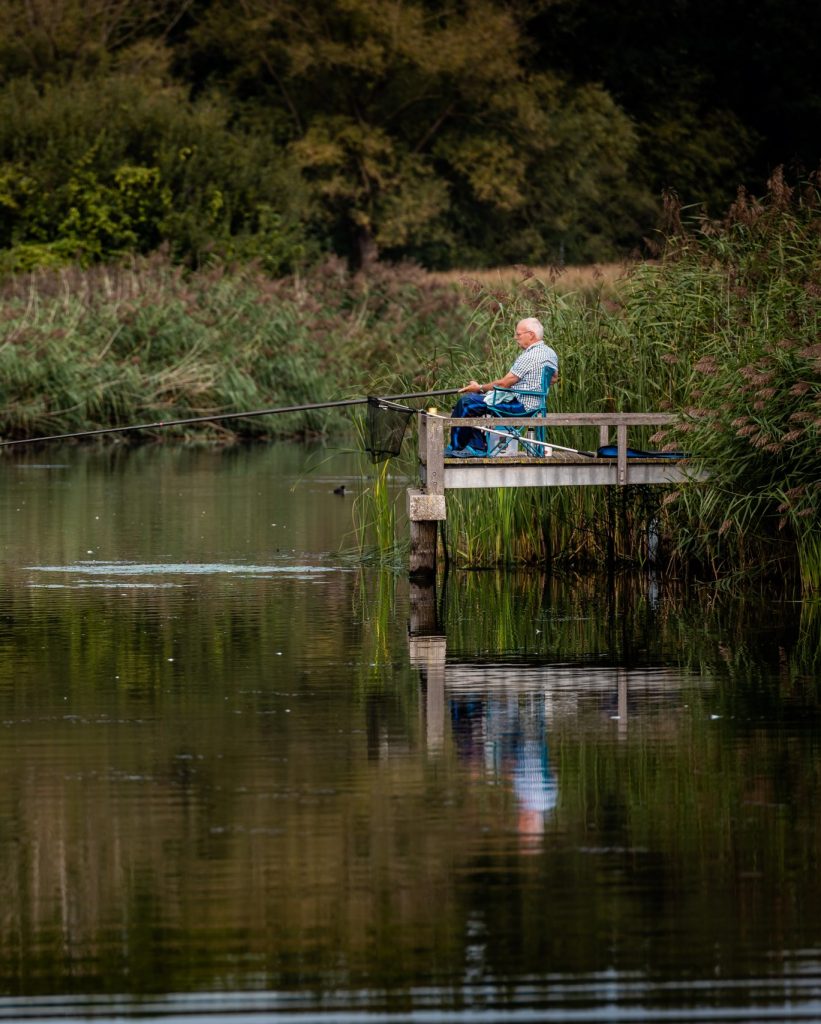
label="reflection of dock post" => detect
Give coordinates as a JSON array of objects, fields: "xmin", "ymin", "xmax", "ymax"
[
  {"xmin": 409, "ymin": 580, "xmax": 438, "ymax": 635},
  {"xmin": 617, "ymin": 667, "xmax": 628, "ymax": 739},
  {"xmin": 408, "ymin": 631, "xmax": 446, "ymax": 752},
  {"xmin": 408, "ymin": 573, "xmax": 446, "ymax": 751}
]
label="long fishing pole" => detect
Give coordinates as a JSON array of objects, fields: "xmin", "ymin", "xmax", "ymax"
[{"xmin": 0, "ymin": 388, "xmax": 460, "ymax": 448}]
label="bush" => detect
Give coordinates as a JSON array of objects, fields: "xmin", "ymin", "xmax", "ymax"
[{"xmin": 0, "ymin": 75, "xmax": 313, "ymax": 271}]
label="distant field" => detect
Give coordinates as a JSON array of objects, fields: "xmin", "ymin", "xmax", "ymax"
[{"xmin": 425, "ymin": 262, "xmax": 630, "ymax": 292}]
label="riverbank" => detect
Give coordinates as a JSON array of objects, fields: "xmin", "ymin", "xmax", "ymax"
[
  {"xmin": 1, "ymin": 178, "xmax": 818, "ymax": 589},
  {"xmin": 0, "ymin": 255, "xmax": 472, "ymax": 444}
]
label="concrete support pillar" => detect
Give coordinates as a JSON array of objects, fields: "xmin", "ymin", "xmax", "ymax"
[
  {"xmin": 409, "ymin": 521, "xmax": 438, "ymax": 578},
  {"xmin": 407, "ymin": 488, "xmax": 446, "ymax": 579}
]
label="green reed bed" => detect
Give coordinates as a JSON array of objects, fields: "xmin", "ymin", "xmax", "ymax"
[
  {"xmin": 439, "ymin": 570, "xmax": 663, "ymax": 659},
  {"xmin": 654, "ymin": 172, "xmax": 821, "ymax": 592},
  {"xmin": 0, "ymin": 255, "xmax": 467, "ymax": 443},
  {"xmin": 2, "ymin": 173, "xmax": 818, "ymax": 589}
]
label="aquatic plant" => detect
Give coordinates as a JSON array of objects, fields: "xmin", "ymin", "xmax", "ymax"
[{"xmin": 655, "ymin": 169, "xmax": 821, "ymax": 591}]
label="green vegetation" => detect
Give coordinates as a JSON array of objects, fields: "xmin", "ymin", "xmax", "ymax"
[
  {"xmin": 1, "ymin": 176, "xmax": 818, "ymax": 589},
  {"xmin": 0, "ymin": 257, "xmax": 465, "ymax": 441},
  {"xmin": 648, "ymin": 171, "xmax": 821, "ymax": 593},
  {"xmin": 0, "ymin": 0, "xmax": 817, "ymax": 271},
  {"xmin": 361, "ymin": 177, "xmax": 821, "ymax": 591}
]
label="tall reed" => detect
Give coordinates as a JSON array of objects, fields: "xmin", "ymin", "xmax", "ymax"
[{"xmin": 655, "ymin": 169, "xmax": 821, "ymax": 591}]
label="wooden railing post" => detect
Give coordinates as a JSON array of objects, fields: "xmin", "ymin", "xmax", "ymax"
[
  {"xmin": 417, "ymin": 409, "xmax": 428, "ymax": 466},
  {"xmin": 424, "ymin": 415, "xmax": 445, "ymax": 496},
  {"xmin": 617, "ymin": 422, "xmax": 628, "ymax": 486}
]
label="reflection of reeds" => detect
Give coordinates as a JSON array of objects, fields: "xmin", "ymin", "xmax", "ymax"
[
  {"xmin": 352, "ymin": 568, "xmax": 400, "ymax": 690},
  {"xmin": 439, "ymin": 570, "xmax": 820, "ymax": 686},
  {"xmin": 2, "ymin": 571, "xmax": 817, "ymax": 995}
]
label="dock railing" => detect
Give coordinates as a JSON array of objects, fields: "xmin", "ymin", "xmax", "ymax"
[{"xmin": 419, "ymin": 412, "xmax": 682, "ymax": 490}]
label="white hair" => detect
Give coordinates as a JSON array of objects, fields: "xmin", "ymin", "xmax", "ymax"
[{"xmin": 518, "ymin": 317, "xmax": 544, "ymax": 341}]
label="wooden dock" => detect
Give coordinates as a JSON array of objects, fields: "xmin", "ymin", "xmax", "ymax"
[{"xmin": 409, "ymin": 411, "xmax": 702, "ymax": 576}]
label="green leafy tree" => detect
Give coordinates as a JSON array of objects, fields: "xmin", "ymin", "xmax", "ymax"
[
  {"xmin": 184, "ymin": 0, "xmax": 655, "ymax": 266},
  {"xmin": 0, "ymin": 72, "xmax": 312, "ymax": 270},
  {"xmin": 0, "ymin": 0, "xmax": 192, "ymax": 81},
  {"xmin": 532, "ymin": 0, "xmax": 819, "ymax": 212}
]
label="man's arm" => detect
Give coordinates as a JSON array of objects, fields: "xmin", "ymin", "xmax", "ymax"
[{"xmin": 459, "ymin": 371, "xmax": 521, "ymax": 394}]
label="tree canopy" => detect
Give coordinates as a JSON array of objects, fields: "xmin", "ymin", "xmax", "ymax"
[{"xmin": 0, "ymin": 0, "xmax": 817, "ymax": 271}]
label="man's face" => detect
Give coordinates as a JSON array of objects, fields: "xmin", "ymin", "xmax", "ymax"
[{"xmin": 514, "ymin": 324, "xmax": 535, "ymax": 349}]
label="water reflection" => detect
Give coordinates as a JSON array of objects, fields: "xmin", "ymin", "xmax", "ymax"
[
  {"xmin": 0, "ymin": 445, "xmax": 819, "ymax": 1019},
  {"xmin": 410, "ymin": 597, "xmax": 719, "ymax": 859},
  {"xmin": 450, "ymin": 691, "xmax": 558, "ymax": 847}
]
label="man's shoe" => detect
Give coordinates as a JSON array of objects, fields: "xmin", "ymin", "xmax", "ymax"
[{"xmin": 451, "ymin": 444, "xmax": 487, "ymax": 458}]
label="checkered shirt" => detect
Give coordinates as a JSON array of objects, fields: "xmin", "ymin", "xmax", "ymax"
[{"xmin": 507, "ymin": 342, "xmax": 559, "ymax": 410}]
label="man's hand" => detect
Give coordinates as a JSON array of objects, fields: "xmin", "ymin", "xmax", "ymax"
[{"xmin": 459, "ymin": 380, "xmax": 483, "ymax": 394}]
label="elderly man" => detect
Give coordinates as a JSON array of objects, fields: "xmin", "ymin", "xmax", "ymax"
[{"xmin": 446, "ymin": 317, "xmax": 559, "ymax": 454}]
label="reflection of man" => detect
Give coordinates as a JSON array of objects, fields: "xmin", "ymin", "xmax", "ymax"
[
  {"xmin": 447, "ymin": 318, "xmax": 559, "ymax": 454},
  {"xmin": 512, "ymin": 734, "xmax": 557, "ymax": 846},
  {"xmin": 450, "ymin": 692, "xmax": 557, "ymax": 846}
]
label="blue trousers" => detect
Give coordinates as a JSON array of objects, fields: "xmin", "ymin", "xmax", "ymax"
[{"xmin": 449, "ymin": 394, "xmax": 528, "ymax": 451}]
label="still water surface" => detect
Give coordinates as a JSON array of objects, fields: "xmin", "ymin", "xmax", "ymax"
[{"xmin": 0, "ymin": 445, "xmax": 819, "ymax": 1021}]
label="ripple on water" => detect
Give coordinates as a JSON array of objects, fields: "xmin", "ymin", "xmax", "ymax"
[
  {"xmin": 3, "ymin": 970, "xmax": 821, "ymax": 1022},
  {"xmin": 25, "ymin": 560, "xmax": 345, "ymax": 586}
]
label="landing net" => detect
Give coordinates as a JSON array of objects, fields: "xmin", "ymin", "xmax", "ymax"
[{"xmin": 365, "ymin": 397, "xmax": 414, "ymax": 463}]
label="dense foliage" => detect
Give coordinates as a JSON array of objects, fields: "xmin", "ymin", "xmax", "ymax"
[
  {"xmin": 0, "ymin": 0, "xmax": 817, "ymax": 271},
  {"xmin": 1, "ymin": 177, "xmax": 818, "ymax": 589},
  {"xmin": 658, "ymin": 171, "xmax": 821, "ymax": 592}
]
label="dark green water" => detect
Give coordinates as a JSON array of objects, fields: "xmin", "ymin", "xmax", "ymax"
[{"xmin": 0, "ymin": 445, "xmax": 819, "ymax": 1022}]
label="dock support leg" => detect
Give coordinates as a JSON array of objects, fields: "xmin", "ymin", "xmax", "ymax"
[
  {"xmin": 409, "ymin": 521, "xmax": 438, "ymax": 578},
  {"xmin": 409, "ymin": 580, "xmax": 439, "ymax": 634},
  {"xmin": 408, "ymin": 489, "xmax": 446, "ymax": 579}
]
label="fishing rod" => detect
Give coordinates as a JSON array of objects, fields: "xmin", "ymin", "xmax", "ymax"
[{"xmin": 0, "ymin": 388, "xmax": 460, "ymax": 448}]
